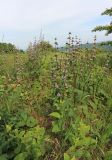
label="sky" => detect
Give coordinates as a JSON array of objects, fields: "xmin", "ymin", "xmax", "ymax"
[{"xmin": 0, "ymin": 0, "xmax": 112, "ymax": 49}]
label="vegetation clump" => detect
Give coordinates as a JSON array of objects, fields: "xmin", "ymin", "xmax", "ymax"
[{"xmin": 0, "ymin": 33, "xmax": 112, "ymax": 159}]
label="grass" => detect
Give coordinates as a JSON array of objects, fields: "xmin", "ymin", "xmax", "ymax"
[
  {"xmin": 0, "ymin": 41, "xmax": 112, "ymax": 160},
  {"xmin": 0, "ymin": 53, "xmax": 27, "ymax": 73}
]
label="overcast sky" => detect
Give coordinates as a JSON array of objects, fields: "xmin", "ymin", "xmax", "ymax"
[{"xmin": 0, "ymin": 0, "xmax": 112, "ymax": 49}]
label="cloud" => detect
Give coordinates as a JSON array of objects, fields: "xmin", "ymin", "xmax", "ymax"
[{"xmin": 0, "ymin": 0, "xmax": 112, "ymax": 30}]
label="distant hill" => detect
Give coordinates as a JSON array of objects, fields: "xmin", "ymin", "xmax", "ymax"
[
  {"xmin": 81, "ymin": 43, "xmax": 112, "ymax": 52},
  {"xmin": 59, "ymin": 43, "xmax": 112, "ymax": 52}
]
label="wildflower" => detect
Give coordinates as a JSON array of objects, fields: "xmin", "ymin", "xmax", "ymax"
[
  {"xmin": 55, "ymin": 83, "xmax": 59, "ymax": 88},
  {"xmin": 57, "ymin": 93, "xmax": 61, "ymax": 97}
]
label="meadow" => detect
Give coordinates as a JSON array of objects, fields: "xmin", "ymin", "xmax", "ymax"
[{"xmin": 0, "ymin": 35, "xmax": 112, "ymax": 160}]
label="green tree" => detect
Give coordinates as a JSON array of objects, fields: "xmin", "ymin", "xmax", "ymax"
[
  {"xmin": 0, "ymin": 42, "xmax": 24, "ymax": 54},
  {"xmin": 92, "ymin": 7, "xmax": 112, "ymax": 46}
]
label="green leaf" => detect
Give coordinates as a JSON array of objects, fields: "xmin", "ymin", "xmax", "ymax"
[
  {"xmin": 78, "ymin": 122, "xmax": 90, "ymax": 137},
  {"xmin": 75, "ymin": 137, "xmax": 96, "ymax": 147},
  {"xmin": 26, "ymin": 117, "xmax": 37, "ymax": 127},
  {"xmin": 64, "ymin": 153, "xmax": 71, "ymax": 160},
  {"xmin": 20, "ymin": 112, "xmax": 28, "ymax": 121},
  {"xmin": 50, "ymin": 112, "xmax": 61, "ymax": 119},
  {"xmin": 17, "ymin": 121, "xmax": 26, "ymax": 127},
  {"xmin": 14, "ymin": 152, "xmax": 27, "ymax": 160},
  {"xmin": 74, "ymin": 150, "xmax": 83, "ymax": 158},
  {"xmin": 5, "ymin": 124, "xmax": 12, "ymax": 132},
  {"xmin": 52, "ymin": 121, "xmax": 61, "ymax": 133},
  {"xmin": 0, "ymin": 155, "xmax": 8, "ymax": 160}
]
